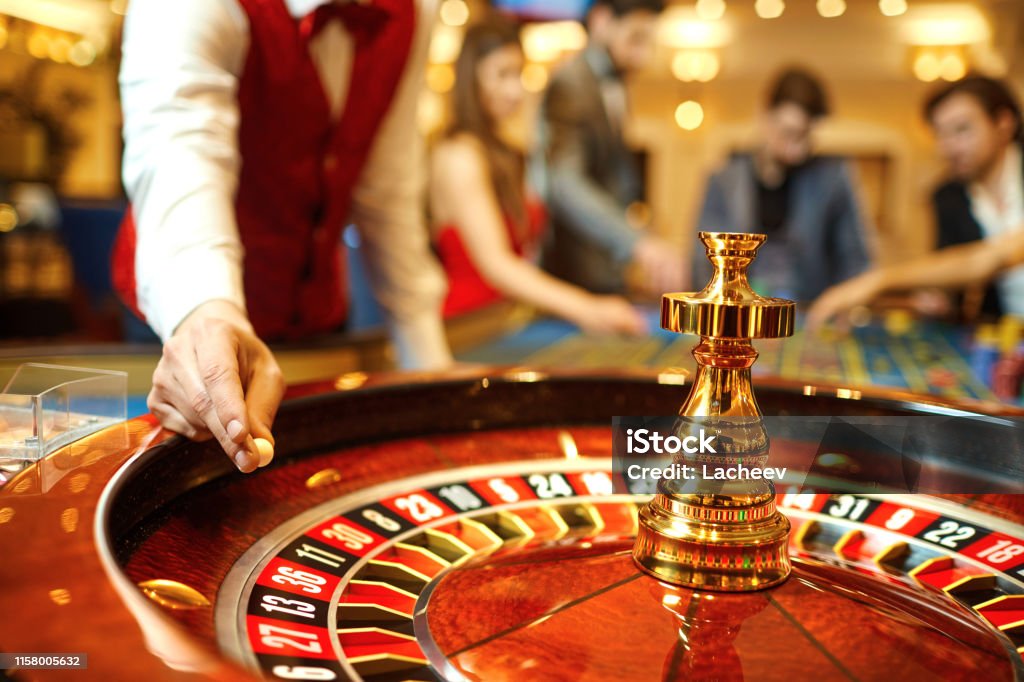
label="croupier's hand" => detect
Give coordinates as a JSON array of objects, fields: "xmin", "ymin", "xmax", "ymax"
[{"xmin": 147, "ymin": 300, "xmax": 285, "ymax": 473}]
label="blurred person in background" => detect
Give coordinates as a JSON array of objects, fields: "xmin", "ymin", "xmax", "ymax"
[
  {"xmin": 807, "ymin": 232, "xmax": 1024, "ymax": 329},
  {"xmin": 536, "ymin": 0, "xmax": 685, "ymax": 298},
  {"xmin": 926, "ymin": 75, "xmax": 1023, "ymax": 320},
  {"xmin": 693, "ymin": 68, "xmax": 872, "ymax": 302},
  {"xmin": 113, "ymin": 0, "xmax": 452, "ymax": 472},
  {"xmin": 808, "ymin": 76, "xmax": 1024, "ymax": 326},
  {"xmin": 431, "ymin": 17, "xmax": 646, "ymax": 336}
]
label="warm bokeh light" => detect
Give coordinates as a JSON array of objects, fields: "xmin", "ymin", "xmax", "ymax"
[
  {"xmin": 878, "ymin": 0, "xmax": 907, "ymax": 17},
  {"xmin": 522, "ymin": 25, "xmax": 560, "ymax": 63},
  {"xmin": 69, "ymin": 40, "xmax": 96, "ymax": 67},
  {"xmin": 817, "ymin": 0, "xmax": 846, "ymax": 18},
  {"xmin": 0, "ymin": 204, "xmax": 18, "ymax": 233},
  {"xmin": 27, "ymin": 29, "xmax": 50, "ymax": 59},
  {"xmin": 429, "ymin": 24, "xmax": 463, "ymax": 64},
  {"xmin": 671, "ymin": 50, "xmax": 720, "ymax": 82},
  {"xmin": 695, "ymin": 0, "xmax": 726, "ymax": 21},
  {"xmin": 0, "ymin": 21, "xmax": 7, "ymax": 51},
  {"xmin": 901, "ymin": 4, "xmax": 990, "ymax": 46},
  {"xmin": 912, "ymin": 47, "xmax": 968, "ymax": 83},
  {"xmin": 426, "ymin": 63, "xmax": 455, "ymax": 92},
  {"xmin": 417, "ymin": 90, "xmax": 445, "ymax": 135},
  {"xmin": 3, "ymin": 0, "xmax": 111, "ymax": 39},
  {"xmin": 439, "ymin": 0, "xmax": 470, "ymax": 27},
  {"xmin": 49, "ymin": 34, "xmax": 72, "ymax": 63},
  {"xmin": 658, "ymin": 8, "xmax": 731, "ymax": 48},
  {"xmin": 939, "ymin": 53, "xmax": 966, "ymax": 81},
  {"xmin": 521, "ymin": 21, "xmax": 587, "ymax": 63},
  {"xmin": 912, "ymin": 51, "xmax": 941, "ymax": 82},
  {"xmin": 521, "ymin": 63, "xmax": 549, "ymax": 93},
  {"xmin": 754, "ymin": 0, "xmax": 785, "ymax": 20},
  {"xmin": 675, "ymin": 100, "xmax": 705, "ymax": 131}
]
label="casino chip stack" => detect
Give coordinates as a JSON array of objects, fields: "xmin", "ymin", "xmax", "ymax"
[{"xmin": 986, "ymin": 317, "xmax": 1024, "ymax": 402}]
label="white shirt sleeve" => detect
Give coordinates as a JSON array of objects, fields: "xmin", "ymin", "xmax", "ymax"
[
  {"xmin": 349, "ymin": 0, "xmax": 453, "ymax": 370},
  {"xmin": 120, "ymin": 0, "xmax": 249, "ymax": 341}
]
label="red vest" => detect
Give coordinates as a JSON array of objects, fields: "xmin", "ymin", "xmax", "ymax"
[{"xmin": 112, "ymin": 0, "xmax": 415, "ymax": 339}]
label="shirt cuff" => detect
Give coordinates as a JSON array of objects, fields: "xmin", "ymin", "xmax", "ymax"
[
  {"xmin": 387, "ymin": 312, "xmax": 453, "ymax": 370},
  {"xmin": 139, "ymin": 246, "xmax": 246, "ymax": 341}
]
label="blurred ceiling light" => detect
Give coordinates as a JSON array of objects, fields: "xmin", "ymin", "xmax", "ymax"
[
  {"xmin": 49, "ymin": 34, "xmax": 72, "ymax": 63},
  {"xmin": 521, "ymin": 63, "xmax": 549, "ymax": 92},
  {"xmin": 695, "ymin": 0, "xmax": 726, "ymax": 21},
  {"xmin": 439, "ymin": 0, "xmax": 469, "ymax": 27},
  {"xmin": 900, "ymin": 4, "xmax": 989, "ymax": 46},
  {"xmin": 671, "ymin": 50, "xmax": 720, "ymax": 82},
  {"xmin": 878, "ymin": 0, "xmax": 907, "ymax": 17},
  {"xmin": 659, "ymin": 7, "xmax": 731, "ymax": 48},
  {"xmin": 939, "ymin": 52, "xmax": 966, "ymax": 81},
  {"xmin": 0, "ymin": 0, "xmax": 111, "ymax": 39},
  {"xmin": 27, "ymin": 29, "xmax": 50, "ymax": 59},
  {"xmin": 816, "ymin": 0, "xmax": 846, "ymax": 18},
  {"xmin": 429, "ymin": 24, "xmax": 463, "ymax": 64},
  {"xmin": 754, "ymin": 0, "xmax": 785, "ymax": 20},
  {"xmin": 912, "ymin": 51, "xmax": 941, "ymax": 81},
  {"xmin": 418, "ymin": 90, "xmax": 445, "ymax": 135},
  {"xmin": 0, "ymin": 205, "xmax": 17, "ymax": 233},
  {"xmin": 521, "ymin": 21, "xmax": 587, "ymax": 63},
  {"xmin": 69, "ymin": 39, "xmax": 96, "ymax": 67},
  {"xmin": 426, "ymin": 63, "xmax": 455, "ymax": 92},
  {"xmin": 675, "ymin": 100, "xmax": 704, "ymax": 131}
]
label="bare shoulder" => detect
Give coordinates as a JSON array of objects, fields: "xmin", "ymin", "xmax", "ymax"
[
  {"xmin": 433, "ymin": 133, "xmax": 490, "ymax": 177},
  {"xmin": 434, "ymin": 133, "xmax": 493, "ymax": 192}
]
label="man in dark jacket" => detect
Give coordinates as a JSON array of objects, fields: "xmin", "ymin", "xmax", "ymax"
[
  {"xmin": 537, "ymin": 0, "xmax": 685, "ymax": 297},
  {"xmin": 693, "ymin": 69, "xmax": 872, "ymax": 302},
  {"xmin": 927, "ymin": 75, "xmax": 1024, "ymax": 320}
]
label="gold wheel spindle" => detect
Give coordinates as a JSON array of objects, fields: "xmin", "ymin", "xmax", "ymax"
[{"xmin": 633, "ymin": 232, "xmax": 795, "ymax": 591}]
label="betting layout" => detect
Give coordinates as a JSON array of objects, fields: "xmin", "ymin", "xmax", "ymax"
[{"xmin": 460, "ymin": 313, "xmax": 1024, "ymax": 404}]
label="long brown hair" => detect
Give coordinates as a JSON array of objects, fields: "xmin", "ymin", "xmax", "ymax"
[{"xmin": 447, "ymin": 17, "xmax": 527, "ymax": 235}]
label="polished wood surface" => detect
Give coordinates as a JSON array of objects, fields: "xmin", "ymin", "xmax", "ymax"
[
  {"xmin": 424, "ymin": 541, "xmax": 1017, "ymax": 681},
  {"xmin": 0, "ymin": 415, "xmax": 241, "ymax": 680}
]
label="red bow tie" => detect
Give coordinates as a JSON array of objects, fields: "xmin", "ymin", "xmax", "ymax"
[{"xmin": 301, "ymin": 1, "xmax": 389, "ymax": 42}]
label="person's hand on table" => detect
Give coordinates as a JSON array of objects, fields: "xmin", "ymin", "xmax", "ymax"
[
  {"xmin": 574, "ymin": 295, "xmax": 648, "ymax": 336},
  {"xmin": 806, "ymin": 271, "xmax": 884, "ymax": 332},
  {"xmin": 908, "ymin": 288, "xmax": 953, "ymax": 318},
  {"xmin": 632, "ymin": 235, "xmax": 687, "ymax": 296},
  {"xmin": 147, "ymin": 300, "xmax": 285, "ymax": 473}
]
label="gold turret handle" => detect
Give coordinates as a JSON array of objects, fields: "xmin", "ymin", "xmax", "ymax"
[
  {"xmin": 632, "ymin": 231, "xmax": 795, "ymax": 591},
  {"xmin": 662, "ymin": 232, "xmax": 795, "ymax": 339}
]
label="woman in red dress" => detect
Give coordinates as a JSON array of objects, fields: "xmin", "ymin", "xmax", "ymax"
[{"xmin": 431, "ymin": 17, "xmax": 646, "ymax": 335}]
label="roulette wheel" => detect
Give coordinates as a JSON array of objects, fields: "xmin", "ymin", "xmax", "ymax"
[{"xmin": 2, "ymin": 234, "xmax": 1024, "ymax": 682}]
